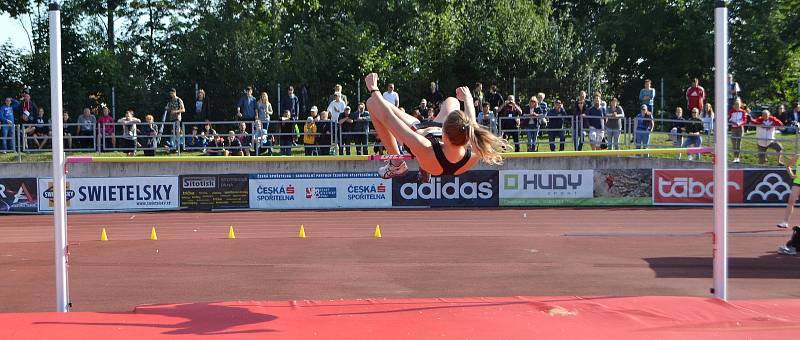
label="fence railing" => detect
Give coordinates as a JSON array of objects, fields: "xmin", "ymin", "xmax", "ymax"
[{"xmin": 0, "ymin": 117, "xmax": 795, "ymax": 163}]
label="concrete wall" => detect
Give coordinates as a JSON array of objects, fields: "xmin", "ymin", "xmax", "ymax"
[{"xmin": 0, "ymin": 156, "xmax": 747, "ymax": 178}]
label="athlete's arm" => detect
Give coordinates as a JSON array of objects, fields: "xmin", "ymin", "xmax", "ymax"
[{"xmin": 456, "ymin": 87, "xmax": 475, "ymax": 125}]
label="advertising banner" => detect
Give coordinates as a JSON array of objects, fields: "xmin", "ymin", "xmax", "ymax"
[
  {"xmin": 591, "ymin": 169, "xmax": 652, "ymax": 206},
  {"xmin": 0, "ymin": 178, "xmax": 38, "ymax": 212},
  {"xmin": 392, "ymin": 170, "xmax": 498, "ymax": 207},
  {"xmin": 743, "ymin": 169, "xmax": 793, "ymax": 205},
  {"xmin": 652, "ymin": 169, "xmax": 744, "ymax": 205},
  {"xmin": 38, "ymin": 176, "xmax": 179, "ymax": 211},
  {"xmin": 249, "ymin": 173, "xmax": 391, "ymax": 209},
  {"xmin": 499, "ymin": 170, "xmax": 592, "ymax": 206},
  {"xmin": 180, "ymin": 175, "xmax": 249, "ymax": 210}
]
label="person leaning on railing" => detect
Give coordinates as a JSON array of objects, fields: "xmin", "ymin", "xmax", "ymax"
[
  {"xmin": 303, "ymin": 117, "xmax": 318, "ymax": 156},
  {"xmin": 546, "ymin": 100, "xmax": 567, "ymax": 152},
  {"xmin": 682, "ymin": 108, "xmax": 704, "ymax": 161},
  {"xmin": 117, "ymin": 109, "xmax": 140, "ymax": 156}
]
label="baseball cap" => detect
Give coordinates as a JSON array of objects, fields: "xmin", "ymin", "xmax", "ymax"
[
  {"xmin": 345, "ymin": 106, "xmax": 351, "ymax": 110},
  {"xmin": 310, "ymin": 106, "xmax": 318, "ymax": 112}
]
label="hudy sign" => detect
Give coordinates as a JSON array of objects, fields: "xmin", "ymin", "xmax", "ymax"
[
  {"xmin": 652, "ymin": 169, "xmax": 743, "ymax": 205},
  {"xmin": 500, "ymin": 170, "xmax": 593, "ymax": 199}
]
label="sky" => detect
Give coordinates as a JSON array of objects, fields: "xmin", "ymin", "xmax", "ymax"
[{"xmin": 0, "ymin": 13, "xmax": 31, "ymax": 52}]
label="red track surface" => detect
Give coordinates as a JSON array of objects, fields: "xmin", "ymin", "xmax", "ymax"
[{"xmin": 1, "ymin": 208, "xmax": 799, "ymax": 339}]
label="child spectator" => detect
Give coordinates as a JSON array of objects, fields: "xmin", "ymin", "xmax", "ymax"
[
  {"xmin": 701, "ymin": 103, "xmax": 714, "ymax": 135},
  {"xmin": 278, "ymin": 110, "xmax": 294, "ymax": 156},
  {"xmin": 634, "ymin": 105, "xmax": 654, "ymax": 157},
  {"xmin": 227, "ymin": 131, "xmax": 244, "ymax": 156},
  {"xmin": 77, "ymin": 108, "xmax": 97, "ymax": 149},
  {"xmin": 236, "ymin": 122, "xmax": 252, "ymax": 156},
  {"xmin": 303, "ymin": 117, "xmax": 317, "ymax": 156},
  {"xmin": 317, "ymin": 110, "xmax": 332, "ymax": 155},
  {"xmin": 117, "ymin": 110, "xmax": 140, "ymax": 156},
  {"xmin": 752, "ymin": 109, "xmax": 784, "ymax": 165},
  {"xmin": 139, "ymin": 114, "xmax": 157, "ymax": 156}
]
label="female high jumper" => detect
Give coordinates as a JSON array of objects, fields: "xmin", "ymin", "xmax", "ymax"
[{"xmin": 363, "ymin": 73, "xmax": 509, "ymax": 181}]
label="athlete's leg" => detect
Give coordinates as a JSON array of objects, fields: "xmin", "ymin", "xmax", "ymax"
[{"xmin": 779, "ymin": 186, "xmax": 800, "ymax": 228}]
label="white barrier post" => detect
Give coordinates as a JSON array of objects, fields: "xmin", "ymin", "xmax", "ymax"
[
  {"xmin": 712, "ymin": 0, "xmax": 729, "ymax": 300},
  {"xmin": 49, "ymin": 1, "xmax": 70, "ymax": 312}
]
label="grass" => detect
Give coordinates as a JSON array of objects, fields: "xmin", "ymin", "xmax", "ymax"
[{"xmin": 0, "ymin": 130, "xmax": 795, "ymax": 166}]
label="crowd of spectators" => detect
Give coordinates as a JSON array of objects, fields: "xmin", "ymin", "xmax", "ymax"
[{"xmin": 1, "ymin": 75, "xmax": 799, "ymax": 163}]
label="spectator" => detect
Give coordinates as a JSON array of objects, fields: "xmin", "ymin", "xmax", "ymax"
[
  {"xmin": 303, "ymin": 117, "xmax": 318, "ymax": 156},
  {"xmin": 537, "ymin": 93, "xmax": 549, "ymax": 113},
  {"xmin": 117, "ymin": 109, "xmax": 140, "ymax": 156},
  {"xmin": 586, "ymin": 96, "xmax": 606, "ymax": 151},
  {"xmin": 547, "ymin": 99, "xmax": 567, "ymax": 151},
  {"xmin": 20, "ymin": 107, "xmax": 34, "ymax": 149},
  {"xmin": 605, "ymin": 98, "xmax": 624, "ymax": 150},
  {"xmin": 685, "ymin": 78, "xmax": 705, "ymax": 112},
  {"xmin": 164, "ymin": 88, "xmax": 185, "ymax": 151},
  {"xmin": 317, "ymin": 110, "xmax": 332, "ymax": 155},
  {"xmin": 19, "ymin": 91, "xmax": 38, "ymax": 120},
  {"xmin": 424, "ymin": 107, "xmax": 436, "ymax": 122},
  {"xmin": 327, "ymin": 92, "xmax": 346, "ymax": 148},
  {"xmin": 140, "ymin": 114, "xmax": 157, "ymax": 156},
  {"xmin": 281, "ymin": 86, "xmax": 300, "ymax": 120},
  {"xmin": 523, "ymin": 97, "xmax": 541, "ymax": 151},
  {"xmin": 201, "ymin": 120, "xmax": 218, "ymax": 145},
  {"xmin": 572, "ymin": 92, "xmax": 589, "ymax": 151},
  {"xmin": 487, "ymin": 84, "xmax": 504, "ymax": 112},
  {"xmin": 236, "ymin": 122, "xmax": 252, "ymax": 156},
  {"xmin": 477, "ymin": 102, "xmax": 498, "ymax": 135},
  {"xmin": 352, "ymin": 102, "xmax": 370, "ymax": 155},
  {"xmin": 236, "ymin": 86, "xmax": 257, "ymax": 120},
  {"xmin": 499, "ymin": 95, "xmax": 522, "ymax": 152},
  {"xmin": 701, "ymin": 102, "xmax": 715, "ymax": 135},
  {"xmin": 776, "ymin": 104, "xmax": 788, "ymax": 125},
  {"xmin": 204, "ymin": 134, "xmax": 226, "ymax": 156},
  {"xmin": 417, "ymin": 99, "xmax": 428, "ymax": 114},
  {"xmin": 61, "ymin": 110, "xmax": 73, "ymax": 150},
  {"xmin": 728, "ymin": 100, "xmax": 749, "ymax": 163},
  {"xmin": 425, "ymin": 81, "xmax": 443, "ymax": 109},
  {"xmin": 278, "ymin": 110, "xmax": 294, "ymax": 156},
  {"xmin": 224, "ymin": 130, "xmax": 243, "ymax": 156},
  {"xmin": 252, "ymin": 118, "xmax": 272, "ymax": 155},
  {"xmin": 185, "ymin": 126, "xmax": 204, "ymax": 150},
  {"xmin": 76, "ymin": 108, "xmax": 97, "ymax": 149},
  {"xmin": 728, "ymin": 74, "xmax": 741, "ymax": 108},
  {"xmin": 338, "ymin": 106, "xmax": 355, "ymax": 155},
  {"xmin": 752, "ymin": 109, "xmax": 785, "ymax": 165},
  {"xmin": 670, "ymin": 107, "xmax": 686, "ymax": 158},
  {"xmin": 256, "ymin": 92, "xmax": 273, "ymax": 130},
  {"xmin": 0, "ymin": 97, "xmax": 18, "ymax": 152},
  {"xmin": 787, "ymin": 103, "xmax": 800, "ymax": 134},
  {"xmin": 192, "ymin": 89, "xmax": 210, "ymax": 122},
  {"xmin": 682, "ymin": 108, "xmax": 704, "ymax": 160},
  {"xmin": 327, "ymin": 84, "xmax": 349, "ymax": 106},
  {"xmin": 639, "ymin": 79, "xmax": 656, "ymax": 113},
  {"xmin": 31, "ymin": 107, "xmax": 49, "ymax": 149},
  {"xmin": 97, "ymin": 106, "xmax": 115, "ymax": 150},
  {"xmin": 382, "ymin": 83, "xmax": 400, "ymax": 107},
  {"xmin": 473, "ymin": 82, "xmax": 484, "ymax": 108},
  {"xmin": 634, "ymin": 105, "xmax": 654, "ymax": 156}
]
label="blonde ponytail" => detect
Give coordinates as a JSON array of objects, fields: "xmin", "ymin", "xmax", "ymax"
[{"xmin": 444, "ymin": 110, "xmax": 510, "ymax": 165}]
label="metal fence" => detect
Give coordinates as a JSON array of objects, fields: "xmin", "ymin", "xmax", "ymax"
[{"xmin": 0, "ymin": 116, "xmax": 796, "ymax": 164}]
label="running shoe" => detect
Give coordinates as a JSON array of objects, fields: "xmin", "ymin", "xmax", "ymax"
[
  {"xmin": 776, "ymin": 222, "xmax": 789, "ymax": 229},
  {"xmin": 378, "ymin": 160, "xmax": 408, "ymax": 179},
  {"xmin": 777, "ymin": 245, "xmax": 797, "ymax": 256}
]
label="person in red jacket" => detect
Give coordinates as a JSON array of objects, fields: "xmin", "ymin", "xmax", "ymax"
[
  {"xmin": 751, "ymin": 109, "xmax": 785, "ymax": 165},
  {"xmin": 685, "ymin": 78, "xmax": 705, "ymax": 112},
  {"xmin": 728, "ymin": 100, "xmax": 749, "ymax": 163}
]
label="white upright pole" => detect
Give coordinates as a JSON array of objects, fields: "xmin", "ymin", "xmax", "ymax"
[
  {"xmin": 49, "ymin": 2, "xmax": 69, "ymax": 312},
  {"xmin": 712, "ymin": 0, "xmax": 729, "ymax": 300}
]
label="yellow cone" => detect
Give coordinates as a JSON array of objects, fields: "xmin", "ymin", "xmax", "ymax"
[
  {"xmin": 299, "ymin": 225, "xmax": 306, "ymax": 238},
  {"xmin": 100, "ymin": 228, "xmax": 108, "ymax": 241},
  {"xmin": 228, "ymin": 225, "xmax": 236, "ymax": 239},
  {"xmin": 374, "ymin": 225, "xmax": 382, "ymax": 238},
  {"xmin": 150, "ymin": 226, "xmax": 158, "ymax": 241}
]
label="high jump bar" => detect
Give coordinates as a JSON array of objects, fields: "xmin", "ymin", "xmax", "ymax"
[{"xmin": 65, "ymin": 147, "xmax": 712, "ymax": 164}]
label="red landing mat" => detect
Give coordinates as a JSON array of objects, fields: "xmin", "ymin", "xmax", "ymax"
[{"xmin": 1, "ymin": 296, "xmax": 799, "ymax": 339}]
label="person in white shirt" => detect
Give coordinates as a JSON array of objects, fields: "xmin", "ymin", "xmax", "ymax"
[
  {"xmin": 382, "ymin": 83, "xmax": 400, "ymax": 107},
  {"xmin": 327, "ymin": 93, "xmax": 346, "ymax": 150}
]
